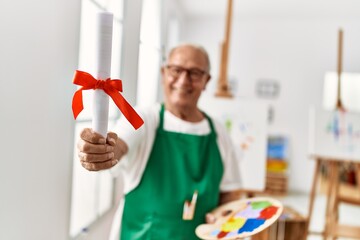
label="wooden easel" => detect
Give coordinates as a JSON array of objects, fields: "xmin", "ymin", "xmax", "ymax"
[
  {"xmin": 215, "ymin": 1, "xmax": 267, "ymax": 197},
  {"xmin": 215, "ymin": 0, "xmax": 233, "ymax": 98},
  {"xmin": 214, "ymin": 0, "xmax": 281, "ymax": 213},
  {"xmin": 336, "ymin": 28, "xmax": 345, "ymax": 112},
  {"xmin": 306, "ymin": 29, "xmax": 360, "ymax": 239}
]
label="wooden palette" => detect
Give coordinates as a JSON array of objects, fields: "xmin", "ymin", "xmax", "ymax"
[{"xmin": 196, "ymin": 197, "xmax": 283, "ymax": 240}]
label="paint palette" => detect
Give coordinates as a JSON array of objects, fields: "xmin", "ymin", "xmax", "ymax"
[{"xmin": 195, "ymin": 197, "xmax": 283, "ymax": 240}]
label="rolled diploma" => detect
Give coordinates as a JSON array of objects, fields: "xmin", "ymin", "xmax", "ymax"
[{"xmin": 92, "ymin": 12, "xmax": 113, "ymax": 137}]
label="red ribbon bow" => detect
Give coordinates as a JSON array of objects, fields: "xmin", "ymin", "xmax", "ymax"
[{"xmin": 72, "ymin": 70, "xmax": 144, "ymax": 130}]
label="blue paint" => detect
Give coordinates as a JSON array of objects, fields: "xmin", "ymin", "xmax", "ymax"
[{"xmin": 238, "ymin": 218, "xmax": 265, "ymax": 234}]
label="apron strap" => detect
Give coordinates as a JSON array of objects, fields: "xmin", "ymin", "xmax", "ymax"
[
  {"xmin": 159, "ymin": 103, "xmax": 165, "ymax": 131},
  {"xmin": 202, "ymin": 111, "xmax": 217, "ymax": 138}
]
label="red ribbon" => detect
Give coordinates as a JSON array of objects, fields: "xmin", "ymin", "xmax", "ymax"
[{"xmin": 72, "ymin": 70, "xmax": 144, "ymax": 130}]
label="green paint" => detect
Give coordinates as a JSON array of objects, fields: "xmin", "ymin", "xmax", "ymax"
[{"xmin": 250, "ymin": 201, "xmax": 272, "ymax": 210}]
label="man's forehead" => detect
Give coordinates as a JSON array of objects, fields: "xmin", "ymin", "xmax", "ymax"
[
  {"xmin": 170, "ymin": 46, "xmax": 203, "ymax": 58},
  {"xmin": 168, "ymin": 47, "xmax": 208, "ymax": 68}
]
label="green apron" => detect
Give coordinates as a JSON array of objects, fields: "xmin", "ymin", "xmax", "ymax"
[{"xmin": 121, "ymin": 104, "xmax": 224, "ymax": 239}]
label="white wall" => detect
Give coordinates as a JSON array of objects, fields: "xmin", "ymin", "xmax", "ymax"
[
  {"xmin": 0, "ymin": 1, "xmax": 81, "ymax": 239},
  {"xmin": 162, "ymin": 0, "xmax": 186, "ymax": 49},
  {"xmin": 181, "ymin": 16, "xmax": 360, "ymax": 193}
]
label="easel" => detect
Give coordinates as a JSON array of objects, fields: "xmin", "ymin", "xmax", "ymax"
[
  {"xmin": 214, "ymin": 0, "xmax": 259, "ymax": 199},
  {"xmin": 213, "ymin": 3, "xmax": 307, "ymax": 239},
  {"xmin": 216, "ymin": 0, "xmax": 266, "ymax": 197},
  {"xmin": 335, "ymin": 28, "xmax": 345, "ymax": 111},
  {"xmin": 214, "ymin": 0, "xmax": 266, "ymax": 199},
  {"xmin": 215, "ymin": 0, "xmax": 233, "ymax": 98},
  {"xmin": 306, "ymin": 29, "xmax": 360, "ymax": 239}
]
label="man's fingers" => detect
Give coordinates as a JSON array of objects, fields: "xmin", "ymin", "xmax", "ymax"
[
  {"xmin": 77, "ymin": 139, "xmax": 114, "ymax": 153},
  {"xmin": 77, "ymin": 129, "xmax": 120, "ymax": 171},
  {"xmin": 80, "ymin": 128, "xmax": 106, "ymax": 144},
  {"xmin": 78, "ymin": 151, "xmax": 114, "ymax": 163},
  {"xmin": 205, "ymin": 213, "xmax": 216, "ymax": 224},
  {"xmin": 81, "ymin": 159, "xmax": 119, "ymax": 171},
  {"xmin": 107, "ymin": 132, "xmax": 118, "ymax": 146}
]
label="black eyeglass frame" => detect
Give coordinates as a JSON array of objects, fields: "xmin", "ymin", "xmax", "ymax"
[{"xmin": 164, "ymin": 64, "xmax": 209, "ymax": 82}]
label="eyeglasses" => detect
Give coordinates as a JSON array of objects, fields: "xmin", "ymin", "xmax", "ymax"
[{"xmin": 165, "ymin": 65, "xmax": 208, "ymax": 82}]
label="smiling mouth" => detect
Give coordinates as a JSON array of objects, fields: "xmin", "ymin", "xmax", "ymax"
[{"xmin": 172, "ymin": 87, "xmax": 192, "ymax": 94}]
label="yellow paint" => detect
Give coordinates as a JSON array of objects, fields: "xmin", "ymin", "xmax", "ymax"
[{"xmin": 220, "ymin": 217, "xmax": 246, "ymax": 232}]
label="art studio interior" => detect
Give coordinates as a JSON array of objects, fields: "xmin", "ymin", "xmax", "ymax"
[{"xmin": 1, "ymin": 0, "xmax": 360, "ymax": 239}]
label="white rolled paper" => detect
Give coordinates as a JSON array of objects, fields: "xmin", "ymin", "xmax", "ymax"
[{"xmin": 92, "ymin": 12, "xmax": 113, "ymax": 137}]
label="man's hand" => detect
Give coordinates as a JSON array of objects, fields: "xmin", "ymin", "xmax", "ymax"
[
  {"xmin": 205, "ymin": 213, "xmax": 217, "ymax": 224},
  {"xmin": 206, "ymin": 190, "xmax": 243, "ymax": 224},
  {"xmin": 77, "ymin": 128, "xmax": 128, "ymax": 171}
]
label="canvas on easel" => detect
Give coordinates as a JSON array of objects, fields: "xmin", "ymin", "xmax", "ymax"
[
  {"xmin": 309, "ymin": 107, "xmax": 360, "ymax": 162},
  {"xmin": 198, "ymin": 95, "xmax": 268, "ymax": 191}
]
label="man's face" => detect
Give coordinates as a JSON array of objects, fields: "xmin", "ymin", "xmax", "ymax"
[{"xmin": 161, "ymin": 46, "xmax": 211, "ymax": 111}]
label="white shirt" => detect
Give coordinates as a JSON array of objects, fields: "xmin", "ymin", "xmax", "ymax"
[{"xmin": 108, "ymin": 104, "xmax": 242, "ymax": 240}]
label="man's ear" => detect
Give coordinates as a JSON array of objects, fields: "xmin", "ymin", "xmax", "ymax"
[
  {"xmin": 206, "ymin": 74, "xmax": 211, "ymax": 83},
  {"xmin": 203, "ymin": 74, "xmax": 211, "ymax": 90}
]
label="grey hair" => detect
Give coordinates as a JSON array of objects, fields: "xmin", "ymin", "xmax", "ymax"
[{"xmin": 165, "ymin": 43, "xmax": 211, "ymax": 72}]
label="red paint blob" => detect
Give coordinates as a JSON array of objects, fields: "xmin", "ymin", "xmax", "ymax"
[
  {"xmin": 217, "ymin": 231, "xmax": 228, "ymax": 238},
  {"xmin": 258, "ymin": 206, "xmax": 278, "ymax": 219}
]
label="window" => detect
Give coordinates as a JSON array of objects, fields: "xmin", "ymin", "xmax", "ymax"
[
  {"xmin": 69, "ymin": 0, "xmax": 124, "ymax": 238},
  {"xmin": 136, "ymin": 0, "xmax": 162, "ymax": 107}
]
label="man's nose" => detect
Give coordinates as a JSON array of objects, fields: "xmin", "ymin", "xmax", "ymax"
[{"xmin": 177, "ymin": 70, "xmax": 191, "ymax": 83}]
